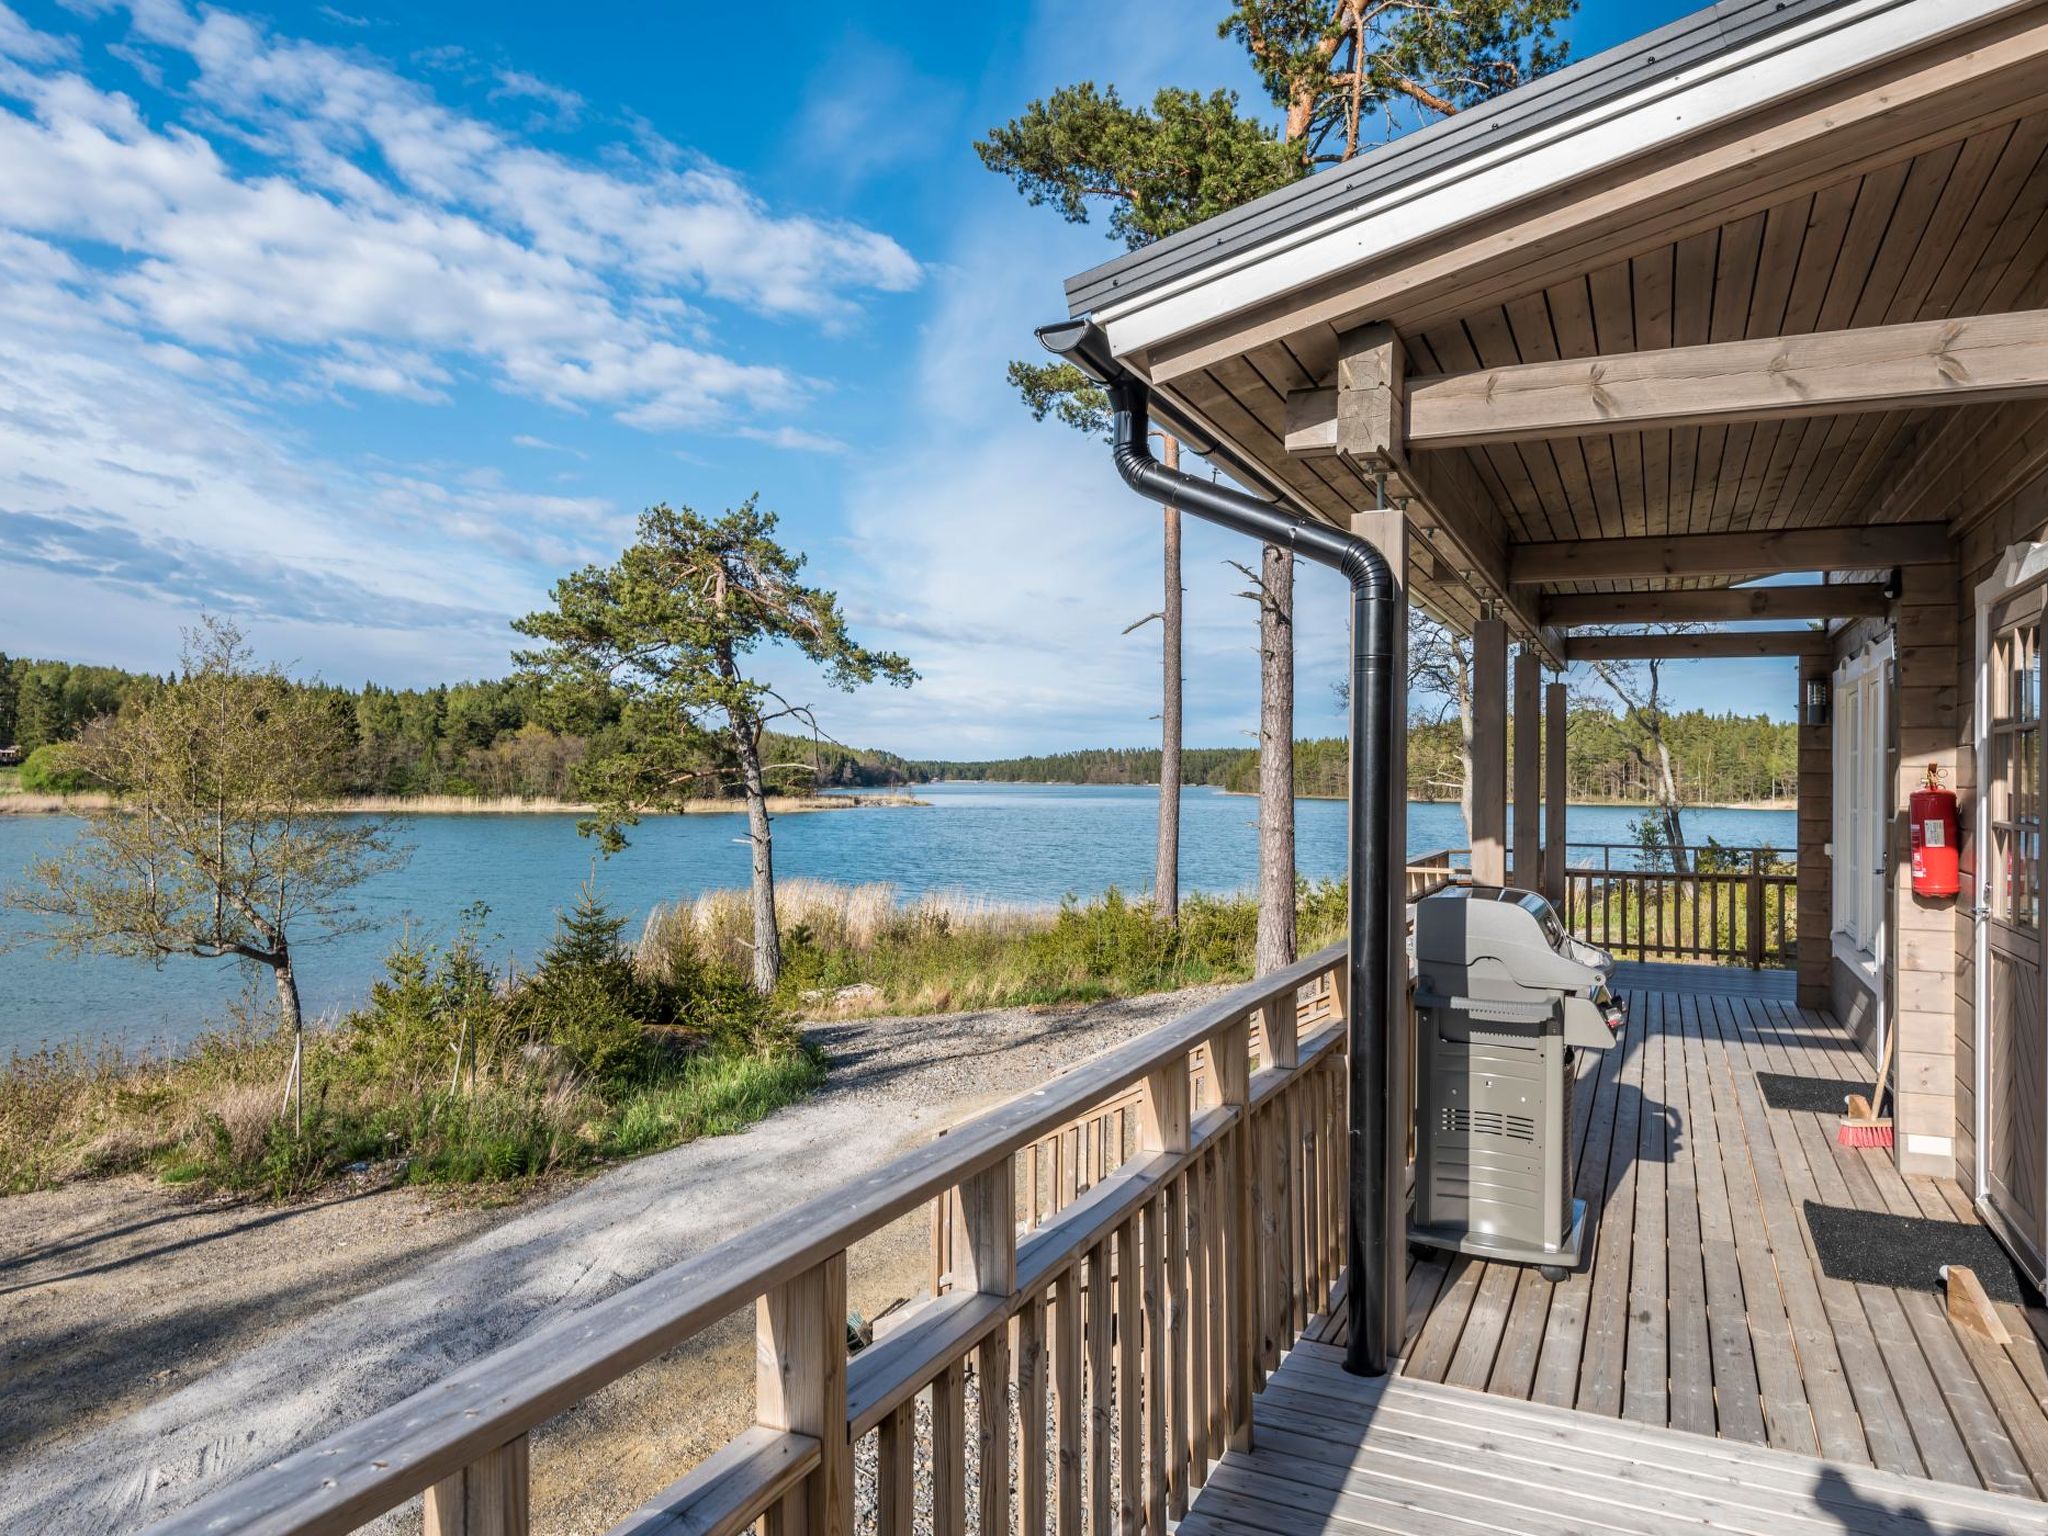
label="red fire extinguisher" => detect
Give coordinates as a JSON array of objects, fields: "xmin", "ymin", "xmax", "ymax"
[{"xmin": 1910, "ymin": 764, "xmax": 1961, "ymax": 899}]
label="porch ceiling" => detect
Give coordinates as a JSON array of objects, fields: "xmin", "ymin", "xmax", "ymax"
[{"xmin": 1106, "ymin": 3, "xmax": 2048, "ymax": 643}]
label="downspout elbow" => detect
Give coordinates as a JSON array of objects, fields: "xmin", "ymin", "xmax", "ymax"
[{"xmin": 1107, "ymin": 374, "xmax": 1396, "ymax": 609}]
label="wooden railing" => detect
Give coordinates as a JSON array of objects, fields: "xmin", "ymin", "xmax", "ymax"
[
  {"xmin": 1561, "ymin": 846, "xmax": 1796, "ymax": 967},
  {"xmin": 1405, "ymin": 846, "xmax": 1465, "ymax": 900},
  {"xmin": 150, "ymin": 945, "xmax": 1355, "ymax": 1536}
]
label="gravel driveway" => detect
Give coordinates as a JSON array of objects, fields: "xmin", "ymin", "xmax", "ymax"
[{"xmin": 0, "ymin": 986, "xmax": 1221, "ymax": 1535}]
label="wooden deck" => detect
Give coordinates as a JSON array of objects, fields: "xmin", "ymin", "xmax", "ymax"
[
  {"xmin": 1294, "ymin": 961, "xmax": 2048, "ymax": 1513},
  {"xmin": 1181, "ymin": 1339, "xmax": 2048, "ymax": 1536}
]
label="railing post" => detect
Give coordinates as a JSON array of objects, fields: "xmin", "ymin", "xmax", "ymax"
[
  {"xmin": 1205, "ymin": 1015, "xmax": 1252, "ymax": 1450},
  {"xmin": 423, "ymin": 1436, "xmax": 529, "ymax": 1536},
  {"xmin": 952, "ymin": 1159, "xmax": 1016, "ymax": 1536},
  {"xmin": 758, "ymin": 1254, "xmax": 851, "ymax": 1536},
  {"xmin": 1258, "ymin": 988, "xmax": 1300, "ymax": 1072},
  {"xmin": 1745, "ymin": 867, "xmax": 1766, "ymax": 969}
]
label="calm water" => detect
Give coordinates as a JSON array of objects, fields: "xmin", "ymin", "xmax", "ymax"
[{"xmin": 0, "ymin": 784, "xmax": 1794, "ymax": 1054}]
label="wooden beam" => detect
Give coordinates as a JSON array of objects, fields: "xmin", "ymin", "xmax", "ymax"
[
  {"xmin": 1511, "ymin": 524, "xmax": 1948, "ymax": 585},
  {"xmin": 1470, "ymin": 618, "xmax": 1508, "ymax": 886},
  {"xmin": 1541, "ymin": 583, "xmax": 1891, "ymax": 625},
  {"xmin": 1337, "ymin": 323, "xmax": 1403, "ymax": 464},
  {"xmin": 1290, "ymin": 320, "xmax": 1560, "ymax": 666},
  {"xmin": 1401, "ymin": 309, "xmax": 2048, "ymax": 448},
  {"xmin": 1564, "ymin": 629, "xmax": 1830, "ymax": 662}
]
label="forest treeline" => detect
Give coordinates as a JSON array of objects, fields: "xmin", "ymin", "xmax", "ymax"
[
  {"xmin": 910, "ymin": 706, "xmax": 1796, "ymax": 807},
  {"xmin": 0, "ymin": 654, "xmax": 915, "ymax": 799},
  {"xmin": 1, "ymin": 654, "xmax": 1795, "ymax": 807}
]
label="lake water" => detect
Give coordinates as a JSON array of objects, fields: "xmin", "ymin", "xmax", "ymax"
[{"xmin": 0, "ymin": 785, "xmax": 1794, "ymax": 1055}]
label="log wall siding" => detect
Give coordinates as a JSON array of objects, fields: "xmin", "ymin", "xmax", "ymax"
[{"xmin": 1892, "ymin": 560, "xmax": 1965, "ymax": 1179}]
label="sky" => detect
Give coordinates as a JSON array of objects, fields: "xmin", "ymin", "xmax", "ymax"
[{"xmin": 0, "ymin": 0, "xmax": 1795, "ymax": 757}]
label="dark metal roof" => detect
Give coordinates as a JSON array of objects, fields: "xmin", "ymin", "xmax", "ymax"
[{"xmin": 1063, "ymin": 0, "xmax": 1886, "ymax": 319}]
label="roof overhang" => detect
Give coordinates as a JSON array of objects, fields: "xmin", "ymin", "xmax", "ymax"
[{"xmin": 1073, "ymin": 0, "xmax": 2033, "ymax": 374}]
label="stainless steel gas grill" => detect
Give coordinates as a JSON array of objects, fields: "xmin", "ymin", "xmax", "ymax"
[{"xmin": 1410, "ymin": 885, "xmax": 1624, "ymax": 1280}]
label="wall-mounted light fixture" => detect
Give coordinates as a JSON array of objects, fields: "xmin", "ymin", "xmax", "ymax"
[{"xmin": 1803, "ymin": 675, "xmax": 1831, "ymax": 728}]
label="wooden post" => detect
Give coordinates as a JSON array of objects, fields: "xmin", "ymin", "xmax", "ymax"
[
  {"xmin": 1544, "ymin": 680, "xmax": 1568, "ymax": 904},
  {"xmin": 953, "ymin": 1158, "xmax": 1017, "ymax": 1536},
  {"xmin": 1207, "ymin": 1018, "xmax": 1254, "ymax": 1451},
  {"xmin": 1471, "ymin": 617, "xmax": 1509, "ymax": 885},
  {"xmin": 757, "ymin": 1254, "xmax": 850, "ymax": 1536},
  {"xmin": 953, "ymin": 1160, "xmax": 1017, "ymax": 1296},
  {"xmin": 1256, "ymin": 991, "xmax": 1298, "ymax": 1072},
  {"xmin": 423, "ymin": 1437, "xmax": 529, "ymax": 1536},
  {"xmin": 1513, "ymin": 647, "xmax": 1541, "ymax": 887}
]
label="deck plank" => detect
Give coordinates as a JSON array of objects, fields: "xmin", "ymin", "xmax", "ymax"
[
  {"xmin": 1618, "ymin": 988, "xmax": 1670, "ymax": 1427},
  {"xmin": 1674, "ymin": 986, "xmax": 1768, "ymax": 1445},
  {"xmin": 1182, "ymin": 1347, "xmax": 2048, "ymax": 1536},
  {"xmin": 1700, "ymin": 993, "xmax": 1821, "ymax": 1452},
  {"xmin": 1528, "ymin": 975, "xmax": 1636, "ymax": 1407}
]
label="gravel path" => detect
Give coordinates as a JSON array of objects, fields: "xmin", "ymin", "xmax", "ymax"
[{"xmin": 0, "ymin": 987, "xmax": 1220, "ymax": 1535}]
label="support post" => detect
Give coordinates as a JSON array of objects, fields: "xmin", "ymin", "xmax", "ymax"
[
  {"xmin": 1544, "ymin": 681, "xmax": 1568, "ymax": 904},
  {"xmin": 1513, "ymin": 648, "xmax": 1541, "ymax": 887},
  {"xmin": 758, "ymin": 1255, "xmax": 851, "ymax": 1536},
  {"xmin": 1470, "ymin": 618, "xmax": 1509, "ymax": 886}
]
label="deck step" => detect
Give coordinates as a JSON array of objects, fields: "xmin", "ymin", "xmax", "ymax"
[{"xmin": 1184, "ymin": 1344, "xmax": 2048, "ymax": 1535}]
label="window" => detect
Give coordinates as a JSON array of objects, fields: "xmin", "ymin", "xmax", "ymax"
[{"xmin": 1833, "ymin": 642, "xmax": 1890, "ymax": 955}]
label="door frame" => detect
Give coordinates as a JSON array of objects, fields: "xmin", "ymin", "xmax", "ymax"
[
  {"xmin": 1972, "ymin": 540, "xmax": 2048, "ymax": 1283},
  {"xmin": 1834, "ymin": 634, "xmax": 1894, "ymax": 1067}
]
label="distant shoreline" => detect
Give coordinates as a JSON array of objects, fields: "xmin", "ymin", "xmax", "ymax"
[{"xmin": 0, "ymin": 791, "xmax": 927, "ymax": 818}]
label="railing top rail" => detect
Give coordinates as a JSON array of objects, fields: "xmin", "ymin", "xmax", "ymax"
[{"xmin": 151, "ymin": 941, "xmax": 1348, "ymax": 1536}]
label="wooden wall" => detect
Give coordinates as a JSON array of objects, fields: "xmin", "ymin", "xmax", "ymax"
[{"xmin": 1891, "ymin": 561, "xmax": 1964, "ymax": 1181}]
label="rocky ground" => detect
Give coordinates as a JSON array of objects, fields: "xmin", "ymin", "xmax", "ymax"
[{"xmin": 0, "ymin": 984, "xmax": 1219, "ymax": 1535}]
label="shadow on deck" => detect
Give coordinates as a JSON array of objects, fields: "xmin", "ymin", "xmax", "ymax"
[{"xmin": 1228, "ymin": 962, "xmax": 2048, "ymax": 1532}]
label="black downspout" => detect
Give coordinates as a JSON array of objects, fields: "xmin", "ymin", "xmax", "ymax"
[{"xmin": 1098, "ymin": 372, "xmax": 1401, "ymax": 1377}]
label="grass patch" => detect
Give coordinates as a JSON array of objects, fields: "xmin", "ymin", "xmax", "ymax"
[
  {"xmin": 2, "ymin": 892, "xmax": 818, "ymax": 1201},
  {"xmin": 641, "ymin": 877, "xmax": 1350, "ymax": 1018}
]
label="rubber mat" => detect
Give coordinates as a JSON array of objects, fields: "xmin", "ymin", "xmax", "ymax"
[
  {"xmin": 1802, "ymin": 1200, "xmax": 2038, "ymax": 1304},
  {"xmin": 1756, "ymin": 1071, "xmax": 1870, "ymax": 1113}
]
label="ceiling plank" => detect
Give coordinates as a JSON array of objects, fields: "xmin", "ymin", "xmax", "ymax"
[
  {"xmin": 1565, "ymin": 630, "xmax": 1830, "ymax": 662},
  {"xmin": 1511, "ymin": 523, "xmax": 1950, "ymax": 584},
  {"xmin": 1541, "ymin": 584, "xmax": 1891, "ymax": 625},
  {"xmin": 1393, "ymin": 309, "xmax": 2048, "ymax": 449}
]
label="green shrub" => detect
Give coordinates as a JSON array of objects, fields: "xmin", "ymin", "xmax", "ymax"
[{"xmin": 18, "ymin": 743, "xmax": 92, "ymax": 794}]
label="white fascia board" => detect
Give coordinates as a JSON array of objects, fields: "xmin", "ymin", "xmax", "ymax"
[{"xmin": 1097, "ymin": 0, "xmax": 2028, "ymax": 363}]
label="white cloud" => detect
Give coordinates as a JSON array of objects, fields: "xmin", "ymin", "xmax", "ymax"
[
  {"xmin": 0, "ymin": 223, "xmax": 621, "ymax": 680},
  {"xmin": 0, "ymin": 1, "xmax": 919, "ymax": 435},
  {"xmin": 489, "ymin": 67, "xmax": 583, "ymax": 128},
  {"xmin": 736, "ymin": 424, "xmax": 851, "ymax": 455},
  {"xmin": 510, "ymin": 432, "xmax": 584, "ymax": 457}
]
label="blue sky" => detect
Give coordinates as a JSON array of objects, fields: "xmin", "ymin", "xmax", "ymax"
[{"xmin": 0, "ymin": 0, "xmax": 1791, "ymax": 756}]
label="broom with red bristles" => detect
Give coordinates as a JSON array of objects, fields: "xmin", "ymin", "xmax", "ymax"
[{"xmin": 1838, "ymin": 1015, "xmax": 1896, "ymax": 1149}]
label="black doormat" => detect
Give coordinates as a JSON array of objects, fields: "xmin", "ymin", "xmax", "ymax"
[
  {"xmin": 1802, "ymin": 1201, "xmax": 2039, "ymax": 1304},
  {"xmin": 1757, "ymin": 1072, "xmax": 1870, "ymax": 1113}
]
